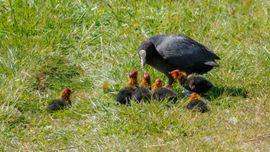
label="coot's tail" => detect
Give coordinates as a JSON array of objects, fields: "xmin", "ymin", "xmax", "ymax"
[{"xmin": 204, "ymin": 61, "xmax": 219, "ymax": 67}]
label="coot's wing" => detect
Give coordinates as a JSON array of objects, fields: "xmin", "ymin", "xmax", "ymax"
[{"xmin": 150, "ymin": 35, "xmax": 220, "ymax": 71}]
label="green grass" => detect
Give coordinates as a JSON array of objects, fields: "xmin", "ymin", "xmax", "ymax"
[{"xmin": 0, "ymin": 0, "xmax": 270, "ymax": 151}]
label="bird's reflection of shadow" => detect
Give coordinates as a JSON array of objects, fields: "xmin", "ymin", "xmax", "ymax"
[{"xmin": 204, "ymin": 86, "xmax": 248, "ymax": 100}]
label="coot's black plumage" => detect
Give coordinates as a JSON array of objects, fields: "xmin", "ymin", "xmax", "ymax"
[
  {"xmin": 132, "ymin": 72, "xmax": 152, "ymax": 103},
  {"xmin": 186, "ymin": 93, "xmax": 209, "ymax": 113},
  {"xmin": 152, "ymin": 79, "xmax": 177, "ymax": 103},
  {"xmin": 170, "ymin": 69, "xmax": 213, "ymax": 94},
  {"xmin": 138, "ymin": 34, "xmax": 220, "ymax": 85},
  {"xmin": 116, "ymin": 70, "xmax": 139, "ymax": 105},
  {"xmin": 48, "ymin": 88, "xmax": 72, "ymax": 111}
]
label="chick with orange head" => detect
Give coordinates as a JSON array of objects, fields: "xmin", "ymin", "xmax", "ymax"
[
  {"xmin": 48, "ymin": 87, "xmax": 72, "ymax": 111},
  {"xmin": 170, "ymin": 69, "xmax": 213, "ymax": 95},
  {"xmin": 141, "ymin": 72, "xmax": 152, "ymax": 89},
  {"xmin": 116, "ymin": 70, "xmax": 139, "ymax": 105},
  {"xmin": 152, "ymin": 79, "xmax": 177, "ymax": 103},
  {"xmin": 132, "ymin": 72, "xmax": 152, "ymax": 103},
  {"xmin": 186, "ymin": 92, "xmax": 209, "ymax": 113}
]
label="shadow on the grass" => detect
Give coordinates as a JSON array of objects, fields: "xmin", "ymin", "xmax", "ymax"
[{"xmin": 204, "ymin": 86, "xmax": 248, "ymax": 100}]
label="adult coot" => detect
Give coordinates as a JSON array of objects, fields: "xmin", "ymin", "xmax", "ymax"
[
  {"xmin": 138, "ymin": 34, "xmax": 220, "ymax": 85},
  {"xmin": 48, "ymin": 88, "xmax": 72, "ymax": 111},
  {"xmin": 152, "ymin": 79, "xmax": 178, "ymax": 103},
  {"xmin": 132, "ymin": 72, "xmax": 152, "ymax": 103},
  {"xmin": 170, "ymin": 69, "xmax": 213, "ymax": 95},
  {"xmin": 116, "ymin": 70, "xmax": 139, "ymax": 105}
]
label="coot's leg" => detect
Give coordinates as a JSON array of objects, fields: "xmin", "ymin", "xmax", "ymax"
[{"xmin": 166, "ymin": 72, "xmax": 174, "ymax": 85}]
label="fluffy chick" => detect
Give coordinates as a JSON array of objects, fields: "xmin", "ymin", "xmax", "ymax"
[
  {"xmin": 132, "ymin": 72, "xmax": 152, "ymax": 103},
  {"xmin": 116, "ymin": 70, "xmax": 139, "ymax": 105},
  {"xmin": 48, "ymin": 88, "xmax": 72, "ymax": 111},
  {"xmin": 170, "ymin": 69, "xmax": 213, "ymax": 94},
  {"xmin": 152, "ymin": 79, "xmax": 177, "ymax": 103},
  {"xmin": 186, "ymin": 93, "xmax": 209, "ymax": 113}
]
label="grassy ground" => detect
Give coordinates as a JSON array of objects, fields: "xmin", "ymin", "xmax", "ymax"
[{"xmin": 0, "ymin": 0, "xmax": 270, "ymax": 151}]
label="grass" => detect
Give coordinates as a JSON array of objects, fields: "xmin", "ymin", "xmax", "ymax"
[{"xmin": 0, "ymin": 0, "xmax": 270, "ymax": 151}]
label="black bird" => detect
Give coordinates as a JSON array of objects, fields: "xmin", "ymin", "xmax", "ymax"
[
  {"xmin": 186, "ymin": 93, "xmax": 209, "ymax": 113},
  {"xmin": 138, "ymin": 34, "xmax": 220, "ymax": 85},
  {"xmin": 116, "ymin": 70, "xmax": 139, "ymax": 105},
  {"xmin": 152, "ymin": 79, "xmax": 178, "ymax": 103},
  {"xmin": 132, "ymin": 72, "xmax": 152, "ymax": 103},
  {"xmin": 170, "ymin": 69, "xmax": 213, "ymax": 94},
  {"xmin": 48, "ymin": 88, "xmax": 72, "ymax": 111}
]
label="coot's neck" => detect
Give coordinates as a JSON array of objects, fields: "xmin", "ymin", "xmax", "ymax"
[
  {"xmin": 146, "ymin": 47, "xmax": 169, "ymax": 75},
  {"xmin": 146, "ymin": 46, "xmax": 163, "ymax": 62}
]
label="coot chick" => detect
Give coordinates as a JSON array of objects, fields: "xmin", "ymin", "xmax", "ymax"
[
  {"xmin": 186, "ymin": 93, "xmax": 209, "ymax": 113},
  {"xmin": 48, "ymin": 88, "xmax": 72, "ymax": 111},
  {"xmin": 116, "ymin": 70, "xmax": 139, "ymax": 105},
  {"xmin": 170, "ymin": 69, "xmax": 213, "ymax": 94},
  {"xmin": 138, "ymin": 34, "xmax": 220, "ymax": 85},
  {"xmin": 132, "ymin": 72, "xmax": 152, "ymax": 103},
  {"xmin": 152, "ymin": 79, "xmax": 177, "ymax": 103}
]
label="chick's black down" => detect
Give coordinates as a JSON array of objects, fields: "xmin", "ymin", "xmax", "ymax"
[
  {"xmin": 116, "ymin": 87, "xmax": 136, "ymax": 105},
  {"xmin": 153, "ymin": 88, "xmax": 178, "ymax": 103},
  {"xmin": 47, "ymin": 99, "xmax": 71, "ymax": 111},
  {"xmin": 186, "ymin": 100, "xmax": 209, "ymax": 113},
  {"xmin": 181, "ymin": 74, "xmax": 213, "ymax": 94},
  {"xmin": 132, "ymin": 87, "xmax": 152, "ymax": 103}
]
